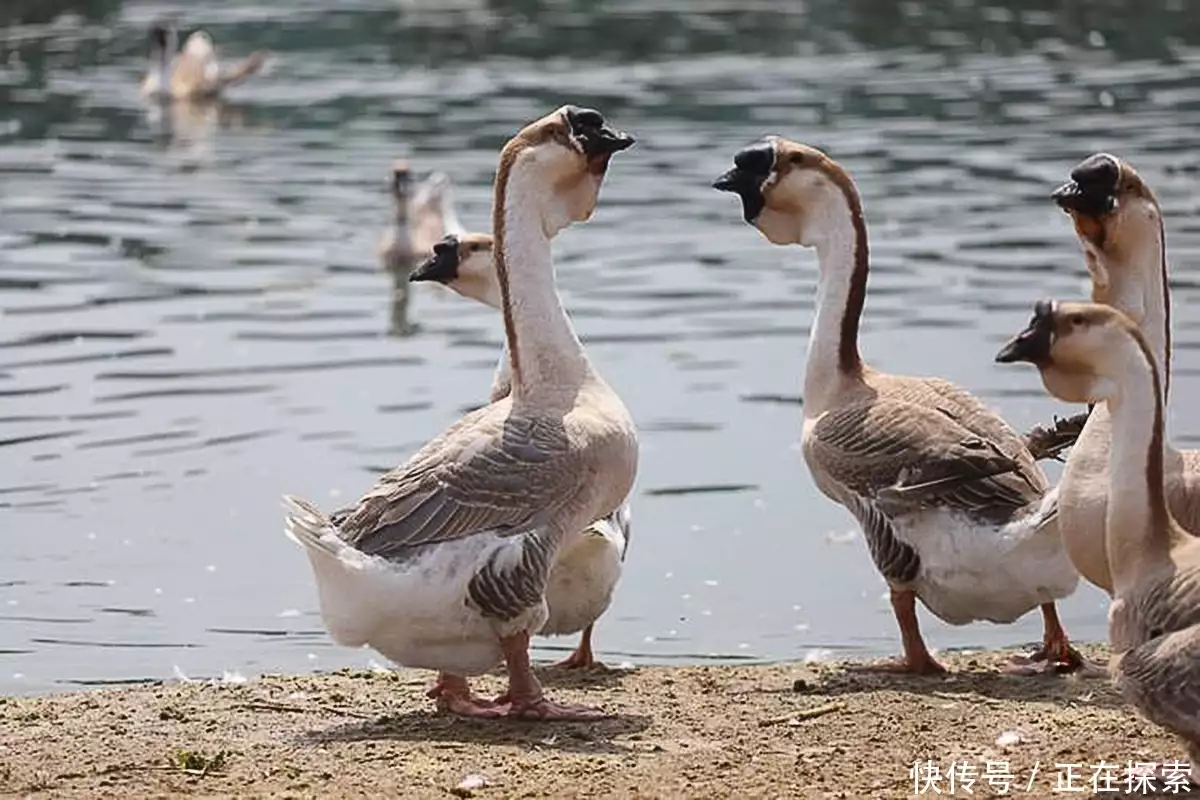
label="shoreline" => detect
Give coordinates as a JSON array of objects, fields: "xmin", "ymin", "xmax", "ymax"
[{"xmin": 0, "ymin": 644, "xmax": 1184, "ymax": 798}]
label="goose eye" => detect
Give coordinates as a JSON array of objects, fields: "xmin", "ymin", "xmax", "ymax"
[{"xmin": 1069, "ymin": 314, "xmax": 1086, "ymax": 328}]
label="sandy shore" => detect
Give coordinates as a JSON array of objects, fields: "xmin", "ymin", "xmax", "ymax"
[{"xmin": 0, "ymin": 645, "xmax": 1187, "ymax": 799}]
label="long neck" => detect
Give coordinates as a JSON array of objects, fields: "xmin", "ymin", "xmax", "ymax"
[
  {"xmin": 1105, "ymin": 334, "xmax": 1173, "ymax": 591},
  {"xmin": 390, "ymin": 192, "xmax": 409, "ymax": 229},
  {"xmin": 1094, "ymin": 216, "xmax": 1171, "ymax": 398},
  {"xmin": 492, "ymin": 166, "xmax": 590, "ymax": 402},
  {"xmin": 152, "ymin": 46, "xmax": 172, "ymax": 93},
  {"xmin": 803, "ymin": 191, "xmax": 868, "ymax": 416}
]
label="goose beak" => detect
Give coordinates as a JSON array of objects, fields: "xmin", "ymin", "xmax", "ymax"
[
  {"xmin": 713, "ymin": 166, "xmax": 767, "ymax": 223},
  {"xmin": 409, "ymin": 238, "xmax": 460, "ymax": 284},
  {"xmin": 564, "ymin": 106, "xmax": 634, "ymax": 176},
  {"xmin": 995, "ymin": 300, "xmax": 1056, "ymax": 365},
  {"xmin": 713, "ymin": 140, "xmax": 775, "ymax": 223},
  {"xmin": 1052, "ymin": 153, "xmax": 1120, "ymax": 217}
]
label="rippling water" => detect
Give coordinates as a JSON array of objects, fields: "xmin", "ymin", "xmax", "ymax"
[{"xmin": 3, "ymin": 0, "xmax": 1200, "ymax": 695}]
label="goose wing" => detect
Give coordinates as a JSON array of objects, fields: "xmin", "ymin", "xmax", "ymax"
[
  {"xmin": 807, "ymin": 397, "xmax": 1040, "ymax": 584},
  {"xmin": 335, "ymin": 407, "xmax": 584, "ymax": 561},
  {"xmin": 809, "ymin": 397, "xmax": 1041, "ymax": 519}
]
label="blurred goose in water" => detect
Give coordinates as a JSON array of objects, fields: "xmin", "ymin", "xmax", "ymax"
[
  {"xmin": 284, "ymin": 105, "xmax": 637, "ymax": 719},
  {"xmin": 141, "ymin": 22, "xmax": 267, "ymax": 102},
  {"xmin": 379, "ymin": 161, "xmax": 466, "ymax": 275},
  {"xmin": 998, "ymin": 300, "xmax": 1200, "ymax": 785},
  {"xmin": 409, "ymin": 232, "xmax": 632, "ymax": 669},
  {"xmin": 1047, "ymin": 154, "xmax": 1200, "ymax": 596},
  {"xmin": 713, "ymin": 138, "xmax": 1086, "ymax": 675}
]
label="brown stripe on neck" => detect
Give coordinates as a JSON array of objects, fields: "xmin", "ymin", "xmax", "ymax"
[
  {"xmin": 1130, "ymin": 325, "xmax": 1170, "ymax": 533},
  {"xmin": 821, "ymin": 162, "xmax": 868, "ymax": 376},
  {"xmin": 491, "ymin": 143, "xmax": 523, "ymax": 389},
  {"xmin": 1157, "ymin": 214, "xmax": 1172, "ymax": 399}
]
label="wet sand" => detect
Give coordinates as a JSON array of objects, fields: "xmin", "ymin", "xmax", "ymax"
[{"xmin": 0, "ymin": 645, "xmax": 1186, "ymax": 799}]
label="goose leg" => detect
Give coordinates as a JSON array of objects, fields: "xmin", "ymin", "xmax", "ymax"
[
  {"xmin": 427, "ymin": 672, "xmax": 503, "ymax": 718},
  {"xmin": 856, "ymin": 589, "xmax": 947, "ymax": 674},
  {"xmin": 494, "ymin": 631, "xmax": 608, "ymax": 720},
  {"xmin": 1007, "ymin": 603, "xmax": 1085, "ymax": 675},
  {"xmin": 553, "ymin": 624, "xmax": 602, "ymax": 669}
]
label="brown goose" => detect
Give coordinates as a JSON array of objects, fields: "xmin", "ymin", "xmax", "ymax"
[
  {"xmin": 1049, "ymin": 154, "xmax": 1200, "ymax": 595},
  {"xmin": 140, "ymin": 23, "xmax": 266, "ymax": 102},
  {"xmin": 712, "ymin": 137, "xmax": 1085, "ymax": 674},
  {"xmin": 284, "ymin": 106, "xmax": 637, "ymax": 720},
  {"xmin": 998, "ymin": 300, "xmax": 1199, "ymax": 784},
  {"xmin": 410, "ymin": 233, "xmax": 633, "ymax": 670}
]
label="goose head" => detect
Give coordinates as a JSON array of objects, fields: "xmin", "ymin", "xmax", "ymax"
[
  {"xmin": 409, "ymin": 233, "xmax": 499, "ymax": 309},
  {"xmin": 713, "ymin": 137, "xmax": 858, "ymax": 248},
  {"xmin": 498, "ymin": 105, "xmax": 634, "ymax": 237},
  {"xmin": 995, "ymin": 299, "xmax": 1149, "ymax": 405},
  {"xmin": 1051, "ymin": 154, "xmax": 1163, "ymax": 311}
]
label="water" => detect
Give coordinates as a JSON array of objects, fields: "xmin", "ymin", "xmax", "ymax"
[{"xmin": 3, "ymin": 0, "xmax": 1200, "ymax": 696}]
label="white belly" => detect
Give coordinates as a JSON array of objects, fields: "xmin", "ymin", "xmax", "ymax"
[
  {"xmin": 305, "ymin": 533, "xmax": 547, "ymax": 676},
  {"xmin": 896, "ymin": 499, "xmax": 1080, "ymax": 626},
  {"xmin": 540, "ymin": 526, "xmax": 624, "ymax": 636}
]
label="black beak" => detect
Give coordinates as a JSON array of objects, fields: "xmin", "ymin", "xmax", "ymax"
[
  {"xmin": 409, "ymin": 236, "xmax": 460, "ymax": 284},
  {"xmin": 995, "ymin": 300, "xmax": 1057, "ymax": 365},
  {"xmin": 565, "ymin": 106, "xmax": 635, "ymax": 159},
  {"xmin": 712, "ymin": 140, "xmax": 775, "ymax": 223},
  {"xmin": 1051, "ymin": 153, "xmax": 1120, "ymax": 216}
]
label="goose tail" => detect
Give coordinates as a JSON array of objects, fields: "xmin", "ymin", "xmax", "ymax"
[{"xmin": 283, "ymin": 494, "xmax": 343, "ymax": 558}]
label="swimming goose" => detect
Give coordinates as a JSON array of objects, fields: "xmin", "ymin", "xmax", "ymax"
[
  {"xmin": 410, "ymin": 233, "xmax": 633, "ymax": 669},
  {"xmin": 141, "ymin": 23, "xmax": 267, "ymax": 102},
  {"xmin": 284, "ymin": 105, "xmax": 637, "ymax": 720},
  {"xmin": 712, "ymin": 138, "xmax": 1083, "ymax": 674},
  {"xmin": 1048, "ymin": 154, "xmax": 1200, "ymax": 595},
  {"xmin": 997, "ymin": 300, "xmax": 1200, "ymax": 781},
  {"xmin": 378, "ymin": 163, "xmax": 468, "ymax": 275}
]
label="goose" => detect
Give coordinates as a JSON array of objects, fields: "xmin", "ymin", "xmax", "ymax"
[
  {"xmin": 1048, "ymin": 154, "xmax": 1200, "ymax": 595},
  {"xmin": 409, "ymin": 232, "xmax": 632, "ymax": 669},
  {"xmin": 997, "ymin": 300, "xmax": 1200, "ymax": 784},
  {"xmin": 378, "ymin": 162, "xmax": 467, "ymax": 275},
  {"xmin": 712, "ymin": 137, "xmax": 1085, "ymax": 674},
  {"xmin": 284, "ymin": 105, "xmax": 637, "ymax": 720},
  {"xmin": 140, "ymin": 22, "xmax": 267, "ymax": 102}
]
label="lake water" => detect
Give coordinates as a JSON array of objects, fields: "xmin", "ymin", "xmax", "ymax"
[{"xmin": 3, "ymin": 0, "xmax": 1200, "ymax": 696}]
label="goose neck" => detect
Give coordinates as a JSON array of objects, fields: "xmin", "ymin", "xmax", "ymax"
[
  {"xmin": 493, "ymin": 166, "xmax": 590, "ymax": 403},
  {"xmin": 1094, "ymin": 216, "xmax": 1171, "ymax": 398},
  {"xmin": 1105, "ymin": 332, "xmax": 1172, "ymax": 590},
  {"xmin": 803, "ymin": 191, "xmax": 868, "ymax": 416}
]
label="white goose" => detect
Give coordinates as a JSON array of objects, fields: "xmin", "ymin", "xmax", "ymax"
[
  {"xmin": 285, "ymin": 105, "xmax": 637, "ymax": 720},
  {"xmin": 140, "ymin": 22, "xmax": 267, "ymax": 102},
  {"xmin": 1049, "ymin": 154, "xmax": 1200, "ymax": 595},
  {"xmin": 998, "ymin": 300, "xmax": 1200, "ymax": 784},
  {"xmin": 409, "ymin": 232, "xmax": 632, "ymax": 669},
  {"xmin": 713, "ymin": 138, "xmax": 1083, "ymax": 674}
]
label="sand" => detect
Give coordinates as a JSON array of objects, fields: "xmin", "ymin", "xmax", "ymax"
[{"xmin": 0, "ymin": 645, "xmax": 1189, "ymax": 799}]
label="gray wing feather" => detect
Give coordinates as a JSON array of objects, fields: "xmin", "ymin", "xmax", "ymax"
[
  {"xmin": 336, "ymin": 410, "xmax": 578, "ymax": 561},
  {"xmin": 467, "ymin": 530, "xmax": 556, "ymax": 621},
  {"xmin": 844, "ymin": 493, "xmax": 920, "ymax": 584},
  {"xmin": 810, "ymin": 399, "xmax": 1039, "ymax": 525}
]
